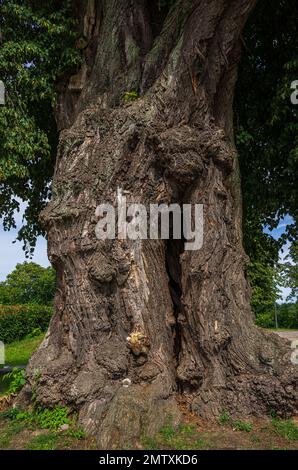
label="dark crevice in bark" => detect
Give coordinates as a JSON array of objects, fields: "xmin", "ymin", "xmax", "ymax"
[
  {"xmin": 146, "ymin": 0, "xmax": 173, "ymax": 40},
  {"xmin": 165, "ymin": 234, "xmax": 184, "ymax": 391}
]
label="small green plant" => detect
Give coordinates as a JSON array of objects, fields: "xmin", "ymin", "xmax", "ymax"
[
  {"xmin": 3, "ymin": 368, "xmax": 26, "ymax": 394},
  {"xmin": 233, "ymin": 420, "xmax": 253, "ymax": 432},
  {"xmin": 218, "ymin": 411, "xmax": 231, "ymax": 425},
  {"xmin": 159, "ymin": 419, "xmax": 176, "ymax": 439},
  {"xmin": 2, "ymin": 405, "xmax": 70, "ymax": 430},
  {"xmin": 270, "ymin": 409, "xmax": 278, "ymax": 418},
  {"xmin": 66, "ymin": 426, "xmax": 86, "ymax": 440},
  {"xmin": 179, "ymin": 423, "xmax": 196, "ymax": 437},
  {"xmin": 271, "ymin": 418, "xmax": 298, "ymax": 441},
  {"xmin": 218, "ymin": 411, "xmax": 252, "ymax": 432},
  {"xmin": 123, "ymin": 90, "xmax": 139, "ymax": 102},
  {"xmin": 32, "ymin": 406, "xmax": 70, "ymax": 430},
  {"xmin": 0, "ymin": 407, "xmax": 19, "ymax": 420}
]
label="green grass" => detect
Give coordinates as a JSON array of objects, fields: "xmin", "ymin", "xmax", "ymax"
[
  {"xmin": 271, "ymin": 418, "xmax": 298, "ymax": 441},
  {"xmin": 218, "ymin": 412, "xmax": 253, "ymax": 432},
  {"xmin": 141, "ymin": 421, "xmax": 211, "ymax": 450},
  {"xmin": 0, "ymin": 406, "xmax": 86, "ymax": 450},
  {"xmin": 233, "ymin": 420, "xmax": 253, "ymax": 432},
  {"xmin": 2, "ymin": 334, "xmax": 44, "ymax": 366},
  {"xmin": 26, "ymin": 433, "xmax": 58, "ymax": 450},
  {"xmin": 0, "ymin": 420, "xmax": 25, "ymax": 449}
]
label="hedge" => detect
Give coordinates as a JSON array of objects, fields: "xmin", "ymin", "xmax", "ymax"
[{"xmin": 0, "ymin": 304, "xmax": 53, "ymax": 344}]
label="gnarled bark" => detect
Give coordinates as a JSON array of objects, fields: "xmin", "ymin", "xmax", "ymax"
[{"xmin": 19, "ymin": 0, "xmax": 297, "ymax": 448}]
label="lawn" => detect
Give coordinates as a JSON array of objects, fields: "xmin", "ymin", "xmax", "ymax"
[{"xmin": 2, "ymin": 334, "xmax": 44, "ymax": 366}]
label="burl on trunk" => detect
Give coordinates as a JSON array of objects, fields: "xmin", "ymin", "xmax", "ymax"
[{"xmin": 20, "ymin": 0, "xmax": 297, "ymax": 448}]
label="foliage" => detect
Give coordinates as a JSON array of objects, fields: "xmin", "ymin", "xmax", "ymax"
[
  {"xmin": 236, "ymin": 0, "xmax": 298, "ymax": 314},
  {"xmin": 232, "ymin": 420, "xmax": 253, "ymax": 433},
  {"xmin": 276, "ymin": 302, "xmax": 298, "ymax": 329},
  {"xmin": 218, "ymin": 411, "xmax": 231, "ymax": 425},
  {"xmin": 0, "ymin": 262, "xmax": 55, "ymax": 305},
  {"xmin": 24, "ymin": 407, "xmax": 69, "ymax": 430},
  {"xmin": 123, "ymin": 90, "xmax": 139, "ymax": 102},
  {"xmin": 236, "ymin": 0, "xmax": 298, "ymax": 256},
  {"xmin": 246, "ymin": 261, "xmax": 280, "ymax": 327},
  {"xmin": 0, "ymin": 0, "xmax": 80, "ymax": 253},
  {"xmin": 3, "ymin": 368, "xmax": 26, "ymax": 394},
  {"xmin": 0, "ymin": 304, "xmax": 52, "ymax": 343},
  {"xmin": 26, "ymin": 327, "xmax": 43, "ymax": 338},
  {"xmin": 2, "ymin": 405, "xmax": 70, "ymax": 430},
  {"xmin": 65, "ymin": 426, "xmax": 86, "ymax": 440},
  {"xmin": 0, "ymin": 334, "xmax": 44, "ymax": 395},
  {"xmin": 0, "ymin": 404, "xmax": 86, "ymax": 445},
  {"xmin": 281, "ymin": 241, "xmax": 298, "ymax": 300},
  {"xmin": 254, "ymin": 312, "xmax": 274, "ymax": 329}
]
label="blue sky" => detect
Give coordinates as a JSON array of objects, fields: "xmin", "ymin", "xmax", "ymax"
[
  {"xmin": 263, "ymin": 214, "xmax": 294, "ymax": 302},
  {"xmin": 0, "ymin": 202, "xmax": 49, "ymax": 281},
  {"xmin": 0, "ymin": 207, "xmax": 294, "ymax": 302}
]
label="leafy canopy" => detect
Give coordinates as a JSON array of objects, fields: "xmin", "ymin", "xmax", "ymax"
[
  {"xmin": 235, "ymin": 0, "xmax": 298, "ymax": 315},
  {"xmin": 236, "ymin": 0, "xmax": 298, "ymax": 261},
  {"xmin": 0, "ymin": 0, "xmax": 80, "ymax": 253}
]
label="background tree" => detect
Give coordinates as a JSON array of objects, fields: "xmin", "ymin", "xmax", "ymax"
[
  {"xmin": 277, "ymin": 302, "xmax": 298, "ymax": 329},
  {"xmin": 236, "ymin": 0, "xmax": 298, "ymax": 259},
  {"xmin": 0, "ymin": 262, "xmax": 55, "ymax": 305},
  {"xmin": 247, "ymin": 260, "xmax": 280, "ymax": 328},
  {"xmin": 281, "ymin": 241, "xmax": 298, "ymax": 301},
  {"xmin": 235, "ymin": 0, "xmax": 298, "ymax": 316},
  {"xmin": 0, "ymin": 0, "xmax": 80, "ymax": 253}
]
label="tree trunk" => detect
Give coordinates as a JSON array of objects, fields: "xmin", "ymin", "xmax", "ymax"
[{"xmin": 20, "ymin": 0, "xmax": 297, "ymax": 448}]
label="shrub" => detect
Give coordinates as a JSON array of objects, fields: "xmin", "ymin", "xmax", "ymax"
[
  {"xmin": 0, "ymin": 304, "xmax": 52, "ymax": 343},
  {"xmin": 3, "ymin": 368, "xmax": 26, "ymax": 394},
  {"xmin": 255, "ymin": 311, "xmax": 275, "ymax": 328},
  {"xmin": 2, "ymin": 406, "xmax": 70, "ymax": 430}
]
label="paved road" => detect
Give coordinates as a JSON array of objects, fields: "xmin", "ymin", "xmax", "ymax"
[{"xmin": 273, "ymin": 330, "xmax": 298, "ymax": 343}]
